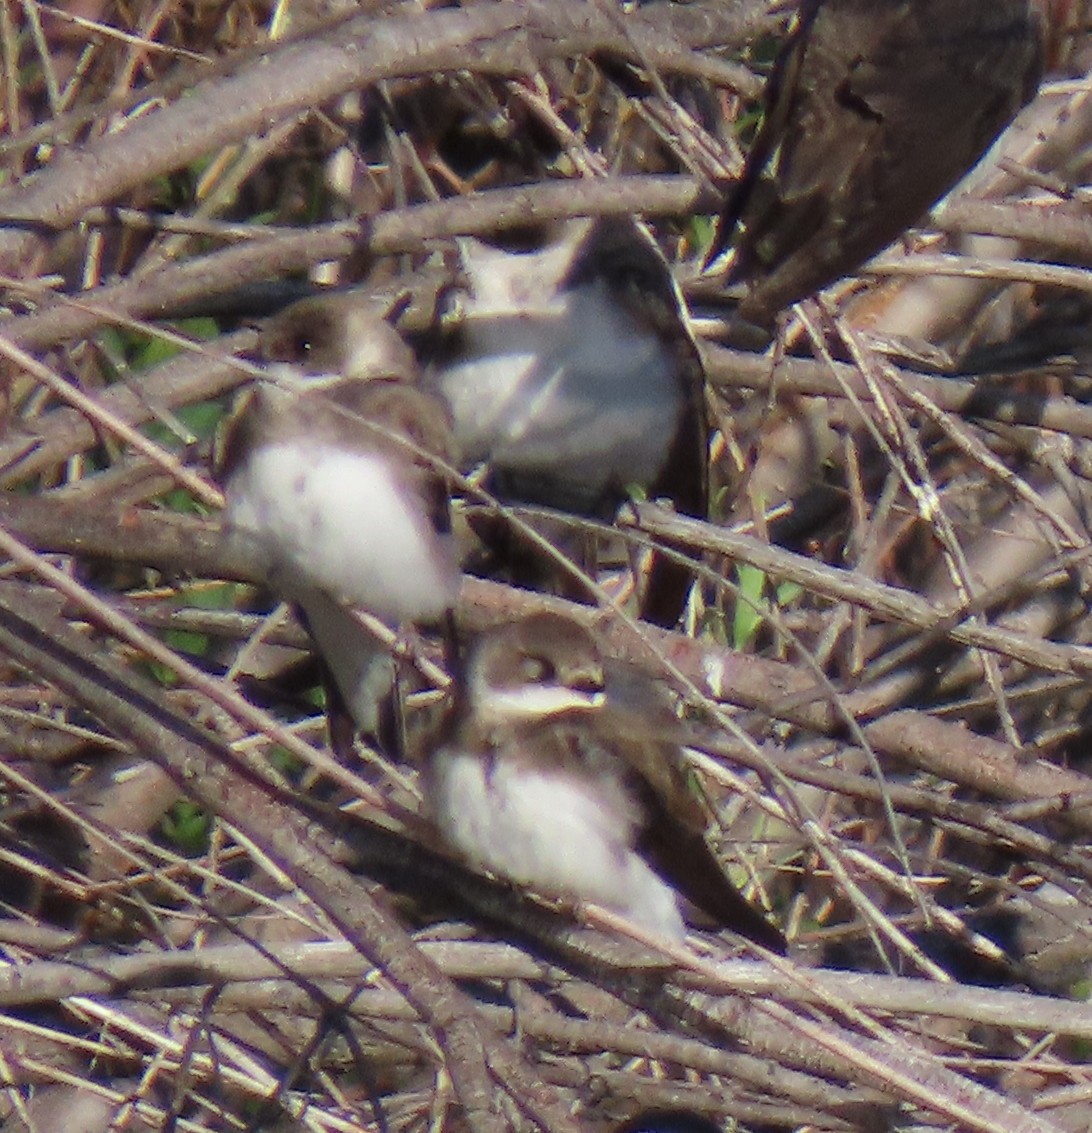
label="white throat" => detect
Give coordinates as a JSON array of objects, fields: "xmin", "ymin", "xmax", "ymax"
[{"xmin": 473, "ymin": 681, "xmax": 605, "ymax": 725}]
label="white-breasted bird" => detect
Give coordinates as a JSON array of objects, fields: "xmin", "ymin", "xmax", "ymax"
[
  {"xmin": 218, "ymin": 308, "xmax": 460, "ymax": 749},
  {"xmin": 426, "ymin": 613, "xmax": 785, "ymax": 949}
]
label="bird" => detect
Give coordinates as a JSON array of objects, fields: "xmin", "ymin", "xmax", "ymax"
[
  {"xmin": 706, "ymin": 0, "xmax": 1044, "ymax": 325},
  {"xmin": 426, "ymin": 613, "xmax": 786, "ymax": 950},
  {"xmin": 217, "ymin": 308, "xmax": 461, "ymax": 751},
  {"xmin": 429, "ymin": 216, "xmax": 708, "ymax": 627}
]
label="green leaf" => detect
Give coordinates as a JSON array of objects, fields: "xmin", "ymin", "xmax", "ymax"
[
  {"xmin": 160, "ymin": 800, "xmax": 210, "ymax": 854},
  {"xmin": 732, "ymin": 562, "xmax": 767, "ymax": 650},
  {"xmin": 165, "ymin": 627, "xmax": 210, "ymax": 657}
]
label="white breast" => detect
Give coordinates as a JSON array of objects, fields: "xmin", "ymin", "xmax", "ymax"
[
  {"xmin": 431, "ymin": 280, "xmax": 681, "ymax": 505},
  {"xmin": 225, "ymin": 440, "xmax": 459, "ymax": 624},
  {"xmin": 428, "ymin": 746, "xmax": 685, "ymax": 939}
]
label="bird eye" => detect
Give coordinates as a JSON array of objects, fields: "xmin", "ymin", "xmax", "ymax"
[{"xmin": 263, "ymin": 327, "xmax": 313, "ymax": 365}]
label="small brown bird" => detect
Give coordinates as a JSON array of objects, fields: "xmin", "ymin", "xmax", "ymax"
[
  {"xmin": 258, "ymin": 292, "xmax": 419, "ymax": 381},
  {"xmin": 431, "ymin": 217, "xmax": 708, "ymax": 626},
  {"xmin": 426, "ymin": 613, "xmax": 785, "ymax": 950},
  {"xmin": 218, "ymin": 309, "xmax": 460, "ymax": 747},
  {"xmin": 707, "ymin": 0, "xmax": 1044, "ymax": 324}
]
